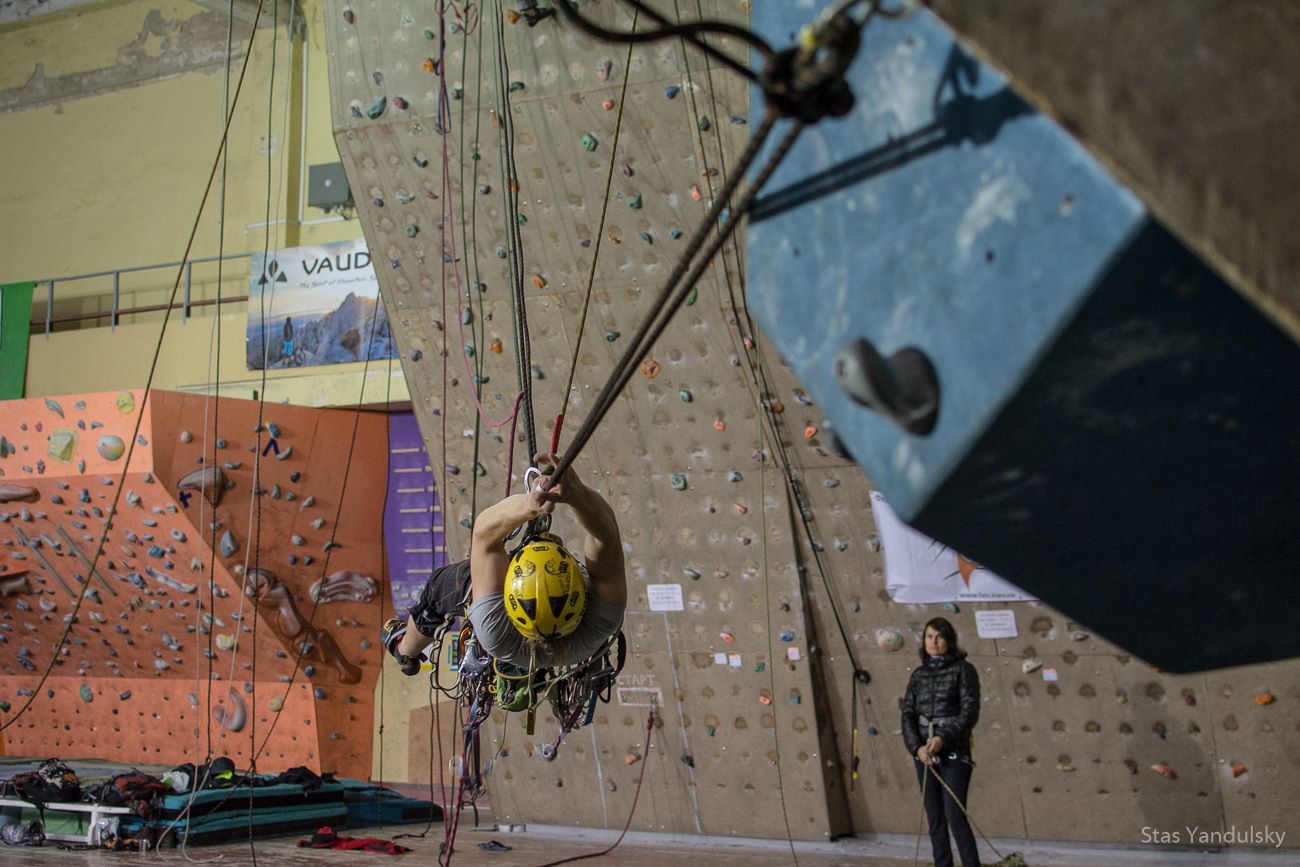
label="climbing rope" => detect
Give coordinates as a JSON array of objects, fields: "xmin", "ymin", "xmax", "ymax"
[{"xmin": 558, "ymin": 7, "xmax": 641, "ymax": 427}]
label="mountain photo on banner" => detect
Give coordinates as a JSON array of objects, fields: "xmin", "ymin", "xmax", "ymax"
[
  {"xmin": 246, "ymin": 239, "xmax": 396, "ymax": 370},
  {"xmin": 870, "ymin": 490, "xmax": 1035, "ymax": 603}
]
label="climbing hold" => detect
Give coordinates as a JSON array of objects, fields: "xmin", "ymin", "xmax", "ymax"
[
  {"xmin": 170, "ymin": 528, "xmax": 187, "ymax": 542},
  {"xmin": 758, "ymin": 694, "xmax": 772, "ymax": 706},
  {"xmin": 366, "ymin": 97, "xmax": 387, "ymax": 119},
  {"xmin": 1150, "ymin": 763, "xmax": 1178, "ymax": 780},
  {"xmin": 683, "ymin": 568, "xmax": 701, "ymax": 581},
  {"xmin": 779, "ymin": 630, "xmax": 795, "ymax": 643},
  {"xmin": 219, "ymin": 530, "xmax": 239, "ymax": 558},
  {"xmin": 47, "ymin": 428, "xmax": 77, "ymax": 463},
  {"xmin": 1230, "ymin": 761, "xmax": 1248, "ymax": 778},
  {"xmin": 602, "ymin": 98, "xmax": 615, "ymax": 111},
  {"xmin": 342, "ymin": 8, "xmax": 354, "ymax": 24},
  {"xmin": 422, "ymin": 57, "xmax": 436, "ymax": 73},
  {"xmin": 943, "ymin": 602, "xmax": 959, "ymax": 614},
  {"xmin": 489, "ymin": 338, "xmax": 503, "ymax": 354},
  {"xmin": 604, "ymin": 331, "xmax": 621, "ymax": 342},
  {"xmin": 698, "ymin": 116, "xmax": 711, "ymax": 131},
  {"xmin": 705, "ymin": 725, "xmax": 716, "ymax": 737},
  {"xmin": 640, "ymin": 359, "xmax": 661, "ymax": 378},
  {"xmin": 44, "ymin": 398, "xmax": 65, "ymax": 418},
  {"xmin": 665, "ymin": 85, "xmax": 680, "ymax": 99},
  {"xmin": 680, "ymin": 753, "xmax": 694, "ymax": 768},
  {"xmin": 720, "ymin": 632, "xmax": 735, "ymax": 644},
  {"xmin": 392, "ymin": 96, "xmax": 410, "ymax": 110},
  {"xmin": 678, "ymin": 389, "xmax": 692, "ymax": 402},
  {"xmin": 875, "ymin": 628, "xmax": 903, "ymax": 652},
  {"xmin": 714, "ymin": 420, "xmax": 726, "ymax": 431},
  {"xmin": 669, "ymin": 473, "xmax": 687, "ymax": 491},
  {"xmin": 507, "ymin": 81, "xmax": 525, "ymax": 93},
  {"xmin": 628, "ymin": 194, "xmax": 642, "ymax": 210},
  {"xmin": 690, "ymin": 183, "xmax": 702, "ymax": 202},
  {"xmin": 580, "ymin": 134, "xmax": 598, "ymax": 152},
  {"xmin": 269, "ymin": 695, "xmax": 284, "ymax": 712},
  {"xmin": 727, "ymin": 471, "xmax": 742, "ymax": 482},
  {"xmin": 405, "ymin": 224, "xmax": 419, "ymax": 238},
  {"xmin": 1255, "ymin": 691, "xmax": 1276, "ymax": 705},
  {"xmin": 1183, "ymin": 689, "xmax": 1197, "ymax": 706},
  {"xmin": 79, "ymin": 683, "xmax": 93, "ymax": 703},
  {"xmin": 213, "ymin": 688, "xmax": 247, "ymax": 732},
  {"xmin": 729, "ymin": 114, "xmax": 748, "ymax": 125},
  {"xmin": 1070, "ymin": 631, "xmax": 1089, "ymax": 641},
  {"xmin": 669, "ymin": 228, "xmax": 683, "ymax": 240},
  {"xmin": 531, "ymin": 274, "xmax": 547, "ymax": 289},
  {"xmin": 1022, "ymin": 657, "xmax": 1043, "ymax": 674}
]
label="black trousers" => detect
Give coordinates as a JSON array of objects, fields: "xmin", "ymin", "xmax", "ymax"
[
  {"xmin": 412, "ymin": 559, "xmax": 471, "ymax": 631},
  {"xmin": 914, "ymin": 757, "xmax": 980, "ymax": 867}
]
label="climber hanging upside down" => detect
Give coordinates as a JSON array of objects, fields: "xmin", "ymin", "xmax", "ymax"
[{"xmin": 383, "ymin": 452, "xmax": 626, "ymax": 674}]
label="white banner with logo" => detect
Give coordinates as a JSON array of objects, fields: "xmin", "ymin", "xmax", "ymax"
[
  {"xmin": 870, "ymin": 491, "xmax": 1035, "ymax": 603},
  {"xmin": 246, "ymin": 238, "xmax": 395, "ymax": 370}
]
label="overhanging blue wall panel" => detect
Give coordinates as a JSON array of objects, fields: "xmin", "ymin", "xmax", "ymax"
[{"xmin": 746, "ymin": 4, "xmax": 1300, "ymax": 671}]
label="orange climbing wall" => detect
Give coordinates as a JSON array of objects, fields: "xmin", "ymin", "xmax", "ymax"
[
  {"xmin": 0, "ymin": 389, "xmax": 388, "ymax": 779},
  {"xmin": 326, "ymin": 0, "xmax": 1300, "ymax": 850}
]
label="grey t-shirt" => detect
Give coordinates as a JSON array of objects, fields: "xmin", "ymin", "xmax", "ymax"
[{"xmin": 468, "ymin": 591, "xmax": 625, "ymax": 669}]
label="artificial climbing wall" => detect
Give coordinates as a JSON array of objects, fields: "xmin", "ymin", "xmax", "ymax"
[
  {"xmin": 324, "ymin": 0, "xmax": 1299, "ymax": 849},
  {"xmin": 0, "ymin": 389, "xmax": 389, "ymax": 780}
]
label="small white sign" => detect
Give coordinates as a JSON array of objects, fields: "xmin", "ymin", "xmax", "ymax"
[
  {"xmin": 728, "ymin": 653, "xmax": 743, "ymax": 668},
  {"xmin": 617, "ymin": 687, "xmax": 663, "ymax": 707},
  {"xmin": 975, "ymin": 609, "xmax": 1018, "ymax": 639},
  {"xmin": 713, "ymin": 652, "xmax": 728, "ymax": 665},
  {"xmin": 787, "ymin": 647, "xmax": 801, "ymax": 661},
  {"xmin": 647, "ymin": 583, "xmax": 684, "ymax": 612},
  {"xmin": 1042, "ymin": 668, "xmax": 1059, "ymax": 682}
]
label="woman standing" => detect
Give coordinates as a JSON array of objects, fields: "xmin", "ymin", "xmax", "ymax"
[{"xmin": 901, "ymin": 617, "xmax": 981, "ymax": 867}]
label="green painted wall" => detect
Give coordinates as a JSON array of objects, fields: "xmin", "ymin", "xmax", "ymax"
[{"xmin": 0, "ymin": 282, "xmax": 34, "ymax": 399}]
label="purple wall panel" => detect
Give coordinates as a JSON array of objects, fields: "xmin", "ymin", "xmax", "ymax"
[{"xmin": 384, "ymin": 412, "xmax": 446, "ymax": 614}]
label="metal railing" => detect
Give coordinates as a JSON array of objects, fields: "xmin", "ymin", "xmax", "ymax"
[{"xmin": 29, "ymin": 252, "xmax": 254, "ymax": 336}]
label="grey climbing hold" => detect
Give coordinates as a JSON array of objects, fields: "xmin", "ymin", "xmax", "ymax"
[
  {"xmin": 44, "ymin": 398, "xmax": 65, "ymax": 418},
  {"xmin": 276, "ymin": 445, "xmax": 293, "ymax": 461},
  {"xmin": 366, "ymin": 96, "xmax": 387, "ymax": 119},
  {"xmin": 171, "ymin": 528, "xmax": 186, "ymax": 542},
  {"xmin": 628, "ymin": 194, "xmax": 642, "ymax": 210},
  {"xmin": 670, "ymin": 473, "xmax": 687, "ymax": 491},
  {"xmin": 220, "ymin": 530, "xmax": 239, "ymax": 558},
  {"xmin": 292, "ymin": 535, "xmax": 305, "ymax": 546},
  {"xmin": 727, "ymin": 470, "xmax": 742, "ymax": 483}
]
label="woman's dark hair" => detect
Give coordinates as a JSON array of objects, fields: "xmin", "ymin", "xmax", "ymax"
[{"xmin": 918, "ymin": 616, "xmax": 965, "ymax": 662}]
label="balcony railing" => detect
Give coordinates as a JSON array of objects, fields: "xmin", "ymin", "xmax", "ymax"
[{"xmin": 29, "ymin": 252, "xmax": 254, "ymax": 336}]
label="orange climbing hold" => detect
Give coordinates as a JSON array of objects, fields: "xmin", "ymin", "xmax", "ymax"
[
  {"xmin": 1231, "ymin": 761, "xmax": 1248, "ymax": 778},
  {"xmin": 602, "ymin": 98, "xmax": 615, "ymax": 111},
  {"xmin": 504, "ymin": 10, "xmax": 521, "ymax": 24},
  {"xmin": 421, "ymin": 58, "xmax": 436, "ymax": 73},
  {"xmin": 1255, "ymin": 691, "xmax": 1276, "ymax": 705},
  {"xmin": 803, "ymin": 425, "xmax": 818, "ymax": 439},
  {"xmin": 640, "ymin": 359, "xmax": 661, "ymax": 379},
  {"xmin": 531, "ymin": 274, "xmax": 547, "ymax": 289},
  {"xmin": 1150, "ymin": 763, "xmax": 1178, "ymax": 780},
  {"xmin": 489, "ymin": 338, "xmax": 503, "ymax": 354}
]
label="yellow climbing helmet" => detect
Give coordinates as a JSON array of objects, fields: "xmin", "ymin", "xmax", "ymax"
[{"xmin": 504, "ymin": 532, "xmax": 587, "ymax": 640}]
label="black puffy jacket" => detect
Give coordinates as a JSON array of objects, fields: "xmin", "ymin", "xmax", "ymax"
[{"xmin": 901, "ymin": 655, "xmax": 980, "ymax": 756}]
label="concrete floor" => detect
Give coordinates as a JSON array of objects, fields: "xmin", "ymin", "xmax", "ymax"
[{"xmin": 7, "ymin": 822, "xmax": 1298, "ymax": 866}]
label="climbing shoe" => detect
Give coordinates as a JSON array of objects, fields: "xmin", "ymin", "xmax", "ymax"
[{"xmin": 381, "ymin": 617, "xmax": 423, "ymax": 676}]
